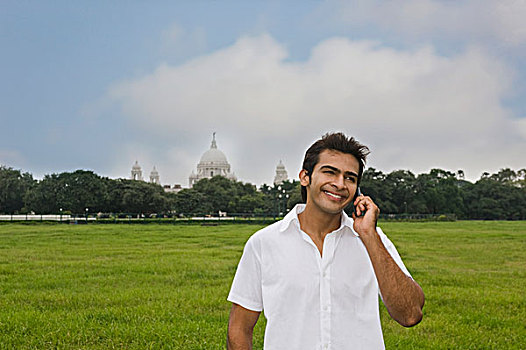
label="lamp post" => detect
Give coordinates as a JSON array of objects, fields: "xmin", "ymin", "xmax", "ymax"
[
  {"xmin": 274, "ymin": 185, "xmax": 282, "ymax": 219},
  {"xmin": 281, "ymin": 188, "xmax": 286, "ymax": 216},
  {"xmin": 274, "ymin": 187, "xmax": 288, "ymax": 217},
  {"xmin": 59, "ymin": 208, "xmax": 62, "ymax": 223},
  {"xmin": 85, "ymin": 208, "xmax": 89, "ymax": 223}
]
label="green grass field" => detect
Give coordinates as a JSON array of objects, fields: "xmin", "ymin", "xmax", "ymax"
[{"xmin": 0, "ymin": 221, "xmax": 524, "ymax": 349}]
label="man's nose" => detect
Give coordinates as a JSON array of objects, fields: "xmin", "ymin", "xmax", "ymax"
[{"xmin": 331, "ymin": 175, "xmax": 345, "ymax": 188}]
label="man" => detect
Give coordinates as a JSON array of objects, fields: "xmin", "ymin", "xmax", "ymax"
[{"xmin": 227, "ymin": 132, "xmax": 424, "ymax": 349}]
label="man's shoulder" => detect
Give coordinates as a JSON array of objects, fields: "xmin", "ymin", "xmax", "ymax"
[
  {"xmin": 247, "ymin": 205, "xmax": 302, "ymax": 245},
  {"xmin": 250, "ymin": 220, "xmax": 283, "ymax": 241}
]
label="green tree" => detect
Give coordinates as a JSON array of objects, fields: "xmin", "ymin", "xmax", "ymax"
[
  {"xmin": 0, "ymin": 166, "xmax": 35, "ymax": 214},
  {"xmin": 516, "ymin": 169, "xmax": 526, "ymax": 188},
  {"xmin": 191, "ymin": 176, "xmax": 237, "ymax": 213},
  {"xmin": 490, "ymin": 168, "xmax": 517, "ymax": 184},
  {"xmin": 188, "ymin": 176, "xmax": 269, "ymax": 214},
  {"xmin": 259, "ymin": 180, "xmax": 299, "ymax": 216},
  {"xmin": 105, "ymin": 179, "xmax": 169, "ymax": 214},
  {"xmin": 173, "ymin": 188, "xmax": 207, "ymax": 215},
  {"xmin": 414, "ymin": 169, "xmax": 464, "ymax": 216},
  {"xmin": 26, "ymin": 170, "xmax": 107, "ymax": 214},
  {"xmin": 360, "ymin": 168, "xmax": 397, "ymax": 213},
  {"xmin": 287, "ymin": 184, "xmax": 303, "ymax": 210},
  {"xmin": 385, "ymin": 170, "xmax": 417, "ymax": 214},
  {"xmin": 463, "ymin": 176, "xmax": 526, "ymax": 220},
  {"xmin": 237, "ymin": 193, "xmax": 266, "ymax": 214},
  {"xmin": 25, "ymin": 174, "xmax": 60, "ymax": 214}
]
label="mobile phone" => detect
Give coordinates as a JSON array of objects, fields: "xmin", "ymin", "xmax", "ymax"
[
  {"xmin": 352, "ymin": 187, "xmax": 365, "ymax": 217},
  {"xmin": 354, "ymin": 187, "xmax": 362, "ymax": 200}
]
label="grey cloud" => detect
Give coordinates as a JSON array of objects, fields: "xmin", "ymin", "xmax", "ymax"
[
  {"xmin": 327, "ymin": 0, "xmax": 526, "ymax": 48},
  {"xmin": 107, "ymin": 34, "xmax": 525, "ymax": 185}
]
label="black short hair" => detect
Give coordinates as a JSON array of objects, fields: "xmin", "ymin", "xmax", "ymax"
[{"xmin": 301, "ymin": 132, "xmax": 370, "ymax": 202}]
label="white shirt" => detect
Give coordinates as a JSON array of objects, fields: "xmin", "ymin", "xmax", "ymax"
[{"xmin": 228, "ymin": 204, "xmax": 412, "ymax": 350}]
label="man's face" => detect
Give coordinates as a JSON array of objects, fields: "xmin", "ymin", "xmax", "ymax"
[{"xmin": 300, "ymin": 149, "xmax": 360, "ymax": 215}]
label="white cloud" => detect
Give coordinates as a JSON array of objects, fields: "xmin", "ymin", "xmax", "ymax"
[
  {"xmin": 328, "ymin": 0, "xmax": 526, "ymax": 48},
  {"xmin": 108, "ymin": 34, "xmax": 525, "ymax": 185},
  {"xmin": 105, "ymin": 142, "xmax": 201, "ymax": 187},
  {"xmin": 494, "ymin": 0, "xmax": 526, "ymax": 45}
]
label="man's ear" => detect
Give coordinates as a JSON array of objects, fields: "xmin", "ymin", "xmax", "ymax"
[{"xmin": 299, "ymin": 169, "xmax": 310, "ymax": 186}]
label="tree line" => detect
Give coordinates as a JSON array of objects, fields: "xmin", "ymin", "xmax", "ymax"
[
  {"xmin": 1, "ymin": 165, "xmax": 525, "ymax": 220},
  {"xmin": 360, "ymin": 168, "xmax": 526, "ymax": 220}
]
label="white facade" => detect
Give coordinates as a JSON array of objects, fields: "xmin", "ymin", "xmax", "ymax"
[
  {"xmin": 149, "ymin": 166, "xmax": 160, "ymax": 184},
  {"xmin": 273, "ymin": 160, "xmax": 288, "ymax": 185},
  {"xmin": 131, "ymin": 161, "xmax": 143, "ymax": 181},
  {"xmin": 189, "ymin": 133, "xmax": 236, "ymax": 187},
  {"xmin": 163, "ymin": 184, "xmax": 182, "ymax": 193}
]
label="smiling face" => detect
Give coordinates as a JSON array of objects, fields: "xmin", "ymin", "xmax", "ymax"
[{"xmin": 300, "ymin": 149, "xmax": 360, "ymax": 216}]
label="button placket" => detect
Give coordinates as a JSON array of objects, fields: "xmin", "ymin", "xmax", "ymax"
[{"xmin": 320, "ymin": 235, "xmax": 334, "ymax": 350}]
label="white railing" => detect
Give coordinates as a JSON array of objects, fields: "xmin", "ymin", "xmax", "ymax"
[{"xmin": 0, "ymin": 214, "xmax": 95, "ymax": 221}]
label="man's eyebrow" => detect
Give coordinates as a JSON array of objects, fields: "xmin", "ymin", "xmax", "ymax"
[{"xmin": 319, "ymin": 165, "xmax": 358, "ymax": 178}]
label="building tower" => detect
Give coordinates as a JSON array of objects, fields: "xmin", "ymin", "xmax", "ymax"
[
  {"xmin": 131, "ymin": 161, "xmax": 143, "ymax": 181},
  {"xmin": 150, "ymin": 166, "xmax": 160, "ymax": 184},
  {"xmin": 189, "ymin": 133, "xmax": 236, "ymax": 187},
  {"xmin": 273, "ymin": 160, "xmax": 288, "ymax": 185}
]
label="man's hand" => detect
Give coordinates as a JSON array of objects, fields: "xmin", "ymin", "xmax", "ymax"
[{"xmin": 351, "ymin": 194, "xmax": 379, "ymax": 236}]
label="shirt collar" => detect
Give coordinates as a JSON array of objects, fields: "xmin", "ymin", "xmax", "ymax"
[
  {"xmin": 279, "ymin": 204, "xmax": 359, "ymax": 237},
  {"xmin": 278, "ymin": 204, "xmax": 305, "ymax": 233}
]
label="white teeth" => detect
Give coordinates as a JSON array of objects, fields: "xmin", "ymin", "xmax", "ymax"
[{"xmin": 324, "ymin": 191, "xmax": 342, "ymax": 199}]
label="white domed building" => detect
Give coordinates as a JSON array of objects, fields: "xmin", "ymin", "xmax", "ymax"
[
  {"xmin": 189, "ymin": 133, "xmax": 236, "ymax": 187},
  {"xmin": 149, "ymin": 166, "xmax": 160, "ymax": 185},
  {"xmin": 273, "ymin": 160, "xmax": 288, "ymax": 185},
  {"xmin": 131, "ymin": 161, "xmax": 143, "ymax": 181}
]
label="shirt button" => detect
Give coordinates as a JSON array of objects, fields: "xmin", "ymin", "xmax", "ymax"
[
  {"xmin": 324, "ymin": 344, "xmax": 329, "ymax": 349},
  {"xmin": 323, "ymin": 305, "xmax": 328, "ymax": 311}
]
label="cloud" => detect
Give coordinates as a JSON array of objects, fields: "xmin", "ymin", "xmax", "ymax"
[
  {"xmin": 327, "ymin": 0, "xmax": 526, "ymax": 48},
  {"xmin": 104, "ymin": 141, "xmax": 200, "ymax": 187},
  {"xmin": 0, "ymin": 149, "xmax": 26, "ymax": 169},
  {"xmin": 108, "ymin": 34, "xmax": 525, "ymax": 185},
  {"xmin": 493, "ymin": 0, "xmax": 526, "ymax": 46},
  {"xmin": 160, "ymin": 22, "xmax": 208, "ymax": 60}
]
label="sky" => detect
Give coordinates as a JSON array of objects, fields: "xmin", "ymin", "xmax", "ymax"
[{"xmin": 2, "ymin": 1, "xmax": 526, "ymax": 187}]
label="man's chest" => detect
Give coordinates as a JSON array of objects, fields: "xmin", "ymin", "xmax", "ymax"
[{"xmin": 260, "ymin": 234, "xmax": 378, "ymax": 301}]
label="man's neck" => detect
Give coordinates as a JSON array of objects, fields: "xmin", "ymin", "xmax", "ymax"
[{"xmin": 298, "ymin": 204, "xmax": 342, "ymax": 241}]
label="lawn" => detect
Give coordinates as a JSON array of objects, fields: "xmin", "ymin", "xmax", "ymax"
[{"xmin": 0, "ymin": 221, "xmax": 524, "ymax": 349}]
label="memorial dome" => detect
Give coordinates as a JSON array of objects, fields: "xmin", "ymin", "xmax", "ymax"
[
  {"xmin": 199, "ymin": 143, "xmax": 228, "ymax": 164},
  {"xmin": 131, "ymin": 161, "xmax": 143, "ymax": 181},
  {"xmin": 274, "ymin": 160, "xmax": 288, "ymax": 185},
  {"xmin": 189, "ymin": 133, "xmax": 236, "ymax": 187},
  {"xmin": 132, "ymin": 161, "xmax": 141, "ymax": 171}
]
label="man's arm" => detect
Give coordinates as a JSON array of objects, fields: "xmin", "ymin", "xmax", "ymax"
[
  {"xmin": 353, "ymin": 196, "xmax": 425, "ymax": 327},
  {"xmin": 227, "ymin": 303, "xmax": 261, "ymax": 350}
]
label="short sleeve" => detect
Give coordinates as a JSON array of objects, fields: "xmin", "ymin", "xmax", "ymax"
[
  {"xmin": 376, "ymin": 226, "xmax": 412, "ymax": 278},
  {"xmin": 227, "ymin": 236, "xmax": 263, "ymax": 312}
]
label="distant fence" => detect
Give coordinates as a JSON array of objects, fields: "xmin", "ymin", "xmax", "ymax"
[
  {"xmin": 1, "ymin": 212, "xmax": 457, "ymax": 224},
  {"xmin": 96, "ymin": 215, "xmax": 278, "ymax": 225},
  {"xmin": 0, "ymin": 214, "xmax": 277, "ymax": 224},
  {"xmin": 0, "ymin": 214, "xmax": 96, "ymax": 222},
  {"xmin": 379, "ymin": 213, "xmax": 457, "ymax": 221}
]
